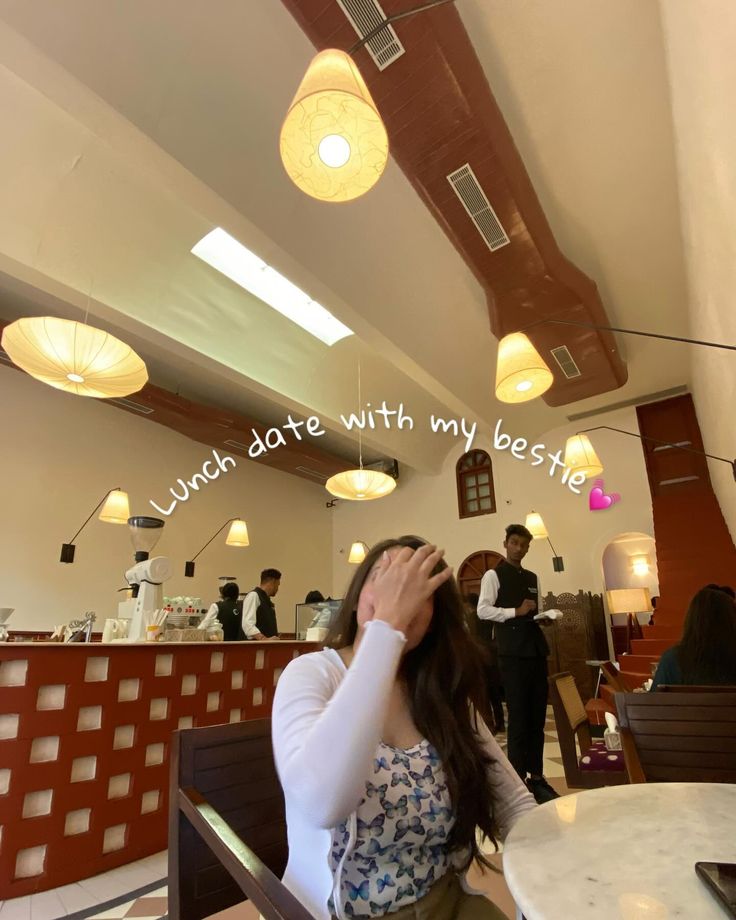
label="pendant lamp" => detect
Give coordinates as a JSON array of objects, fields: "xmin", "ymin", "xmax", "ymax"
[
  {"xmin": 326, "ymin": 468, "xmax": 396, "ymax": 501},
  {"xmin": 280, "ymin": 49, "xmax": 389, "ymax": 202},
  {"xmin": 495, "ymin": 332, "xmax": 554, "ymax": 403},
  {"xmin": 524, "ymin": 511, "xmax": 548, "ymax": 540},
  {"xmin": 348, "ymin": 541, "xmax": 369, "ymax": 564},
  {"xmin": 563, "ymin": 434, "xmax": 604, "ymax": 479},
  {"xmin": 2, "ymin": 316, "xmax": 148, "ymax": 399}
]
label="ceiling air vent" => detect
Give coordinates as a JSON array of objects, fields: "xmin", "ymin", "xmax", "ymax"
[
  {"xmin": 295, "ymin": 466, "xmax": 328, "ymax": 482},
  {"xmin": 223, "ymin": 439, "xmax": 250, "ymax": 452},
  {"xmin": 109, "ymin": 397, "xmax": 154, "ymax": 415},
  {"xmin": 447, "ymin": 164, "xmax": 510, "ymax": 252},
  {"xmin": 336, "ymin": 0, "xmax": 405, "ymax": 70},
  {"xmin": 550, "ymin": 345, "xmax": 581, "ymax": 379}
]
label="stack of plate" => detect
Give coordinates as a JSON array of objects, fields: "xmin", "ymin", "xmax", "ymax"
[{"xmin": 167, "ymin": 613, "xmax": 190, "ymax": 628}]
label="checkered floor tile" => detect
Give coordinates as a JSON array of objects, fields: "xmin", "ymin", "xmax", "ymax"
[{"xmin": 84, "ymin": 886, "xmax": 167, "ymax": 920}]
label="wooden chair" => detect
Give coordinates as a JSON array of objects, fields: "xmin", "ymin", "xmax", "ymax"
[
  {"xmin": 614, "ymin": 690, "xmax": 736, "ymax": 784},
  {"xmin": 657, "ymin": 684, "xmax": 736, "ymax": 693},
  {"xmin": 600, "ymin": 660, "xmax": 635, "ymax": 693},
  {"xmin": 169, "ymin": 718, "xmax": 315, "ymax": 920},
  {"xmin": 548, "ymin": 672, "xmax": 627, "ymax": 788}
]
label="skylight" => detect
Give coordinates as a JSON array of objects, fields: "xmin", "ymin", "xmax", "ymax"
[{"xmin": 191, "ymin": 227, "xmax": 354, "ymax": 346}]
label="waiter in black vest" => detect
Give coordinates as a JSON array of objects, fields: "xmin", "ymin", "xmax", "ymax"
[
  {"xmin": 241, "ymin": 568, "xmax": 281, "ymax": 640},
  {"xmin": 478, "ymin": 524, "xmax": 558, "ymax": 804}
]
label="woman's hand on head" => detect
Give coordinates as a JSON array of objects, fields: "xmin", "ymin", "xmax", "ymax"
[{"xmin": 371, "ymin": 544, "xmax": 453, "ymax": 634}]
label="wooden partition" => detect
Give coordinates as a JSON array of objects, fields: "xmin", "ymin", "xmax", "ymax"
[{"xmin": 0, "ymin": 640, "xmax": 315, "ymax": 899}]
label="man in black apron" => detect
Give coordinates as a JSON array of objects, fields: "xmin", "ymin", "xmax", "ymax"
[
  {"xmin": 477, "ymin": 524, "xmax": 558, "ymax": 803},
  {"xmin": 241, "ymin": 568, "xmax": 281, "ymax": 639}
]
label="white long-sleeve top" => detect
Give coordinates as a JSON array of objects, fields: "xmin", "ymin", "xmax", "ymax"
[
  {"xmin": 240, "ymin": 590, "xmax": 262, "ymax": 638},
  {"xmin": 271, "ymin": 619, "xmax": 536, "ymax": 919}
]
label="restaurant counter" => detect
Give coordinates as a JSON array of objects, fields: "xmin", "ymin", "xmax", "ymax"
[{"xmin": 0, "ymin": 639, "xmax": 316, "ymax": 899}]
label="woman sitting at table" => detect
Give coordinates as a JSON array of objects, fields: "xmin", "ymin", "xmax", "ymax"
[
  {"xmin": 650, "ymin": 586, "xmax": 736, "ymax": 690},
  {"xmin": 272, "ymin": 536, "xmax": 535, "ymax": 920}
]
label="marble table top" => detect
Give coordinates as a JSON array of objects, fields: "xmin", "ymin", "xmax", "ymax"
[{"xmin": 503, "ymin": 783, "xmax": 736, "ymax": 920}]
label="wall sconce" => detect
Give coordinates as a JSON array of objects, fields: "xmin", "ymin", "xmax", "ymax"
[
  {"xmin": 524, "ymin": 511, "xmax": 565, "ymax": 572},
  {"xmin": 631, "ymin": 555, "xmax": 651, "ymax": 577},
  {"xmin": 566, "ymin": 425, "xmax": 735, "ymax": 483},
  {"xmin": 184, "ymin": 518, "xmax": 249, "ymax": 577},
  {"xmin": 60, "ymin": 487, "xmax": 130, "ymax": 563},
  {"xmin": 348, "ymin": 541, "xmax": 369, "ymax": 564}
]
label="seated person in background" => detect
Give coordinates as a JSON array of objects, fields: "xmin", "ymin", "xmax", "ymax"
[
  {"xmin": 648, "ymin": 595, "xmax": 658, "ymax": 627},
  {"xmin": 272, "ymin": 536, "xmax": 535, "ymax": 920},
  {"xmin": 650, "ymin": 586, "xmax": 736, "ymax": 690},
  {"xmin": 207, "ymin": 581, "xmax": 245, "ymax": 641}
]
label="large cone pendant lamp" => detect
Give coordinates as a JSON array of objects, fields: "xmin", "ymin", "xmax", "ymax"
[
  {"xmin": 2, "ymin": 316, "xmax": 148, "ymax": 399},
  {"xmin": 280, "ymin": 49, "xmax": 389, "ymax": 203},
  {"xmin": 326, "ymin": 467, "xmax": 396, "ymax": 501},
  {"xmin": 524, "ymin": 511, "xmax": 549, "ymax": 539},
  {"xmin": 495, "ymin": 332, "xmax": 554, "ymax": 403},
  {"xmin": 563, "ymin": 434, "xmax": 604, "ymax": 479}
]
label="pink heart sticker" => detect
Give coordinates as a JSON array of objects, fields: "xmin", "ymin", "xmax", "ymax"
[{"xmin": 589, "ymin": 479, "xmax": 621, "ymax": 511}]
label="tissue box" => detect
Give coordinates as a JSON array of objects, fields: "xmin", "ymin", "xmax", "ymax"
[
  {"xmin": 604, "ymin": 729, "xmax": 622, "ymax": 751},
  {"xmin": 306, "ymin": 626, "xmax": 329, "ymax": 643}
]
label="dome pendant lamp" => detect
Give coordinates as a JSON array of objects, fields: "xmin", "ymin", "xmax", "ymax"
[
  {"xmin": 495, "ymin": 332, "xmax": 554, "ymax": 403},
  {"xmin": 2, "ymin": 316, "xmax": 148, "ymax": 399},
  {"xmin": 326, "ymin": 467, "xmax": 396, "ymax": 501},
  {"xmin": 280, "ymin": 49, "xmax": 389, "ymax": 203},
  {"xmin": 325, "ymin": 362, "xmax": 396, "ymax": 501}
]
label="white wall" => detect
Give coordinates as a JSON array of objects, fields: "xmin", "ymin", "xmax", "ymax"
[
  {"xmin": 0, "ymin": 365, "xmax": 332, "ymax": 632},
  {"xmin": 659, "ymin": 0, "xmax": 736, "ymax": 543},
  {"xmin": 331, "ymin": 407, "xmax": 656, "ymax": 601}
]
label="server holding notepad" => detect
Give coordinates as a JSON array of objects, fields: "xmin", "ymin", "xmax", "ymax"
[{"xmin": 478, "ymin": 523, "xmax": 559, "ymax": 804}]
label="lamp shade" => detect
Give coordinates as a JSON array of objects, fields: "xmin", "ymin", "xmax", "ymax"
[
  {"xmin": 2, "ymin": 316, "xmax": 148, "ymax": 398},
  {"xmin": 495, "ymin": 332, "xmax": 554, "ymax": 403},
  {"xmin": 348, "ymin": 541, "xmax": 369, "ymax": 564},
  {"xmin": 225, "ymin": 519, "xmax": 250, "ymax": 547},
  {"xmin": 563, "ymin": 434, "xmax": 604, "ymax": 479},
  {"xmin": 525, "ymin": 511, "xmax": 549, "ymax": 539},
  {"xmin": 98, "ymin": 490, "xmax": 130, "ymax": 524},
  {"xmin": 325, "ymin": 468, "xmax": 396, "ymax": 501},
  {"xmin": 280, "ymin": 49, "xmax": 389, "ymax": 202},
  {"xmin": 606, "ymin": 587, "xmax": 652, "ymax": 614}
]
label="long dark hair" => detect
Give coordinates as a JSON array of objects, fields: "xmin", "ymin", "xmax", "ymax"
[
  {"xmin": 327, "ymin": 535, "xmax": 498, "ymax": 868},
  {"xmin": 677, "ymin": 587, "xmax": 736, "ymax": 684}
]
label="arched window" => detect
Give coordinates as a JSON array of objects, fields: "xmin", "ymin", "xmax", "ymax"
[{"xmin": 456, "ymin": 450, "xmax": 496, "ymax": 519}]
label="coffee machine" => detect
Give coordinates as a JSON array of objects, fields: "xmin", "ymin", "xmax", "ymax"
[{"xmin": 119, "ymin": 517, "xmax": 171, "ymax": 640}]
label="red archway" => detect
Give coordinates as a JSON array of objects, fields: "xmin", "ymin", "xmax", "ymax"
[{"xmin": 457, "ymin": 549, "xmax": 504, "ymax": 598}]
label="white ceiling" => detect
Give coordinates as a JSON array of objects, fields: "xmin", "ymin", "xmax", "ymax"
[{"xmin": 0, "ymin": 0, "xmax": 693, "ymax": 474}]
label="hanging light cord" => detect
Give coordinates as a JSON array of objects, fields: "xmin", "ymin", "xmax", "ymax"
[
  {"xmin": 358, "ymin": 361, "xmax": 363, "ymax": 470},
  {"xmin": 189, "ymin": 518, "xmax": 238, "ymax": 563},
  {"xmin": 578, "ymin": 426, "xmax": 736, "ymax": 480},
  {"xmin": 347, "ymin": 0, "xmax": 456, "ymax": 55},
  {"xmin": 522, "ymin": 318, "xmax": 736, "ymax": 352},
  {"xmin": 66, "ymin": 487, "xmax": 120, "ymax": 544}
]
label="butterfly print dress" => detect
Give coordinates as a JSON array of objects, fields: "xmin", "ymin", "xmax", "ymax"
[{"xmin": 328, "ymin": 739, "xmax": 454, "ymax": 917}]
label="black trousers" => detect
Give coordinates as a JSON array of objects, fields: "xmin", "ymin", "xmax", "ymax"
[
  {"xmin": 484, "ymin": 661, "xmax": 505, "ymax": 732},
  {"xmin": 498, "ymin": 655, "xmax": 548, "ymax": 779}
]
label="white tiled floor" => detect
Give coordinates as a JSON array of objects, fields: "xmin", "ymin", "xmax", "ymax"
[{"xmin": 0, "ymin": 852, "xmax": 167, "ymax": 920}]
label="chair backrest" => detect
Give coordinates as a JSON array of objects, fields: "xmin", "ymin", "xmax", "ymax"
[
  {"xmin": 600, "ymin": 660, "xmax": 634, "ymax": 693},
  {"xmin": 615, "ymin": 690, "xmax": 736, "ymax": 783},
  {"xmin": 548, "ymin": 672, "xmax": 592, "ymax": 787},
  {"xmin": 169, "ymin": 718, "xmax": 294, "ymax": 920}
]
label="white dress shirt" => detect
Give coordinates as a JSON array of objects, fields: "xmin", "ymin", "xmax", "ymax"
[{"xmin": 477, "ymin": 567, "xmax": 543, "ymax": 623}]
